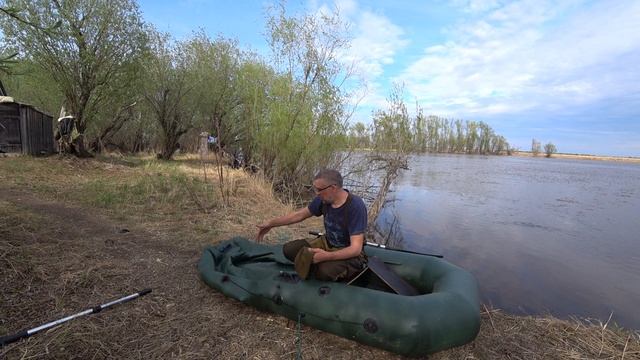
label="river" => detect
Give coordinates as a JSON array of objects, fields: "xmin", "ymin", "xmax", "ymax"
[{"xmin": 373, "ymin": 154, "xmax": 640, "ymax": 330}]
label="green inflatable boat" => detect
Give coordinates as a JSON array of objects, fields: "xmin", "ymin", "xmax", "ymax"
[{"xmin": 198, "ymin": 237, "xmax": 480, "ymax": 356}]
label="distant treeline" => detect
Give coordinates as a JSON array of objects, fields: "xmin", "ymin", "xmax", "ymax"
[
  {"xmin": 349, "ymin": 114, "xmax": 511, "ymax": 155},
  {"xmin": 344, "ymin": 87, "xmax": 511, "ymax": 155}
]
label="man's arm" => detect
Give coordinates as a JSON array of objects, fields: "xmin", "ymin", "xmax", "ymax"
[
  {"xmin": 255, "ymin": 207, "xmax": 313, "ymax": 242},
  {"xmin": 309, "ymin": 233, "xmax": 364, "ymax": 263}
]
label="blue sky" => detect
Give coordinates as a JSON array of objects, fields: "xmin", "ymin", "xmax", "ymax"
[{"xmin": 138, "ymin": 0, "xmax": 640, "ymax": 157}]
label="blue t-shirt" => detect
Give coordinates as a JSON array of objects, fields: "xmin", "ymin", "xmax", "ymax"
[{"xmin": 308, "ymin": 191, "xmax": 367, "ymax": 248}]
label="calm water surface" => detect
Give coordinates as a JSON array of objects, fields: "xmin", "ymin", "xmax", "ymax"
[{"xmin": 375, "ymin": 154, "xmax": 640, "ymax": 330}]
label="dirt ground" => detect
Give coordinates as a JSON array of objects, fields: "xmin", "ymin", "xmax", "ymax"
[
  {"xmin": 1, "ymin": 156, "xmax": 638, "ymax": 359},
  {"xmin": 0, "ymin": 187, "xmax": 397, "ymax": 359}
]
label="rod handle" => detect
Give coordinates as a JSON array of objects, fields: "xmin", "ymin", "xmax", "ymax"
[
  {"xmin": 139, "ymin": 288, "xmax": 152, "ymax": 296},
  {"xmin": 0, "ymin": 330, "xmax": 29, "ymax": 347}
]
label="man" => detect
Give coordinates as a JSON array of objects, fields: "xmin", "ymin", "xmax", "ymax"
[{"xmin": 256, "ymin": 169, "xmax": 367, "ymax": 281}]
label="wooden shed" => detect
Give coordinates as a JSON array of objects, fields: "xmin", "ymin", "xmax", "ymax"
[{"xmin": 0, "ymin": 88, "xmax": 55, "ymax": 155}]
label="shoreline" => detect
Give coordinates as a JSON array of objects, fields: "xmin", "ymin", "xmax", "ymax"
[
  {"xmin": 512, "ymin": 150, "xmax": 640, "ymax": 163},
  {"xmin": 348, "ymin": 148, "xmax": 640, "ymax": 163}
]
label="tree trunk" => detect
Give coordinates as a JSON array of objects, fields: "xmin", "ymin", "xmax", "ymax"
[
  {"xmin": 72, "ymin": 134, "xmax": 93, "ymax": 158},
  {"xmin": 157, "ymin": 135, "xmax": 179, "ymax": 160}
]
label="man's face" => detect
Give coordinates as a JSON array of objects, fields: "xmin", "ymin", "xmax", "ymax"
[{"xmin": 312, "ymin": 178, "xmax": 337, "ymax": 204}]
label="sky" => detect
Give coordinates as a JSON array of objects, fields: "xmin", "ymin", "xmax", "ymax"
[{"xmin": 137, "ymin": 0, "xmax": 640, "ymax": 157}]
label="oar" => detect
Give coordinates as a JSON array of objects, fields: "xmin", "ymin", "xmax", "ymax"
[
  {"xmin": 308, "ymin": 231, "xmax": 443, "ymax": 258},
  {"xmin": 365, "ymin": 241, "xmax": 443, "ymax": 258},
  {"xmin": 0, "ymin": 288, "xmax": 152, "ymax": 347}
]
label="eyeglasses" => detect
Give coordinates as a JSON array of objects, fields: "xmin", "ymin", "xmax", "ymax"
[{"xmin": 312, "ymin": 184, "xmax": 335, "ymax": 194}]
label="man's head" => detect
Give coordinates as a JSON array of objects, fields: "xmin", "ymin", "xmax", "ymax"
[{"xmin": 312, "ymin": 169, "xmax": 344, "ymax": 204}]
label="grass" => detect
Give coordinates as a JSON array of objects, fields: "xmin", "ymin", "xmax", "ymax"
[{"xmin": 1, "ymin": 154, "xmax": 638, "ymax": 359}]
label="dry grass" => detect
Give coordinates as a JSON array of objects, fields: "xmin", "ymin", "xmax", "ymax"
[
  {"xmin": 1, "ymin": 154, "xmax": 638, "ymax": 359},
  {"xmin": 448, "ymin": 308, "xmax": 640, "ymax": 360}
]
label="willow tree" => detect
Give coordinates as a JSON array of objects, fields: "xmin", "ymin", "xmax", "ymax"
[
  {"xmin": 367, "ymin": 86, "xmax": 410, "ymax": 229},
  {"xmin": 412, "ymin": 108, "xmax": 427, "ymax": 153},
  {"xmin": 0, "ymin": 0, "xmax": 147, "ymax": 156},
  {"xmin": 0, "ymin": 5, "xmax": 33, "ymax": 75},
  {"xmin": 0, "ymin": 52, "xmax": 16, "ymax": 75},
  {"xmin": 184, "ymin": 32, "xmax": 242, "ymax": 153},
  {"xmin": 142, "ymin": 30, "xmax": 197, "ymax": 160},
  {"xmin": 259, "ymin": 4, "xmax": 352, "ymax": 191},
  {"xmin": 0, "ymin": 59, "xmax": 62, "ymax": 114},
  {"xmin": 349, "ymin": 121, "xmax": 370, "ymax": 149},
  {"xmin": 235, "ymin": 57, "xmax": 273, "ymax": 166},
  {"xmin": 544, "ymin": 142, "xmax": 557, "ymax": 157}
]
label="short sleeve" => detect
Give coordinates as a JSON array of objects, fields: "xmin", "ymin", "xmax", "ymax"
[
  {"xmin": 348, "ymin": 196, "xmax": 367, "ymax": 236},
  {"xmin": 308, "ymin": 196, "xmax": 323, "ymax": 217}
]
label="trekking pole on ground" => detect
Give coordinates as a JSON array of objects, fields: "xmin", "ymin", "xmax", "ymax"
[
  {"xmin": 309, "ymin": 231, "xmax": 443, "ymax": 258},
  {"xmin": 0, "ymin": 288, "xmax": 152, "ymax": 347}
]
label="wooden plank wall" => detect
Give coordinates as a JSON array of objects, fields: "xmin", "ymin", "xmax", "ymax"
[
  {"xmin": 19, "ymin": 104, "xmax": 54, "ymax": 155},
  {"xmin": 0, "ymin": 102, "xmax": 22, "ymax": 153},
  {"xmin": 0, "ymin": 102, "xmax": 54, "ymax": 155}
]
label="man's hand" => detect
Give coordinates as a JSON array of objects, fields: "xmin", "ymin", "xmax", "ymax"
[
  {"xmin": 255, "ymin": 222, "xmax": 272, "ymax": 243},
  {"xmin": 308, "ymin": 234, "xmax": 364, "ymax": 263},
  {"xmin": 254, "ymin": 208, "xmax": 313, "ymax": 243},
  {"xmin": 308, "ymin": 248, "xmax": 330, "ymax": 263}
]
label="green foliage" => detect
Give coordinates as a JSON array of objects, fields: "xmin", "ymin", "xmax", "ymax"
[
  {"xmin": 354, "ymin": 88, "xmax": 511, "ymax": 156},
  {"xmin": 0, "ymin": 59, "xmax": 62, "ymax": 114},
  {"xmin": 544, "ymin": 142, "xmax": 557, "ymax": 157},
  {"xmin": 349, "ymin": 121, "xmax": 370, "ymax": 148},
  {"xmin": 1, "ymin": 0, "xmax": 147, "ymax": 155},
  {"xmin": 142, "ymin": 29, "xmax": 196, "ymax": 159},
  {"xmin": 2, "ymin": 0, "xmax": 516, "ymax": 195},
  {"xmin": 250, "ymin": 4, "xmax": 351, "ymax": 191},
  {"xmin": 235, "ymin": 57, "xmax": 273, "ymax": 163},
  {"xmin": 184, "ymin": 30, "xmax": 244, "ymax": 163},
  {"xmin": 371, "ymin": 84, "xmax": 412, "ymax": 152},
  {"xmin": 0, "ymin": 51, "xmax": 17, "ymax": 75}
]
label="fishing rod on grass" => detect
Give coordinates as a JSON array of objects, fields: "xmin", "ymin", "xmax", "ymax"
[
  {"xmin": 308, "ymin": 231, "xmax": 443, "ymax": 258},
  {"xmin": 0, "ymin": 288, "xmax": 152, "ymax": 347}
]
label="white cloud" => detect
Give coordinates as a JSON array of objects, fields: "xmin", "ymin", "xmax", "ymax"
[
  {"xmin": 346, "ymin": 12, "xmax": 408, "ymax": 78},
  {"xmin": 312, "ymin": 1, "xmax": 408, "ymax": 110},
  {"xmin": 345, "ymin": 11, "xmax": 409, "ymax": 110},
  {"xmin": 397, "ymin": 0, "xmax": 640, "ymax": 117},
  {"xmin": 453, "ymin": 0, "xmax": 502, "ymax": 14},
  {"xmin": 334, "ymin": 0, "xmax": 358, "ymax": 17}
]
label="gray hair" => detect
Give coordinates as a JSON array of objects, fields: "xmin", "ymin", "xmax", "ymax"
[{"xmin": 314, "ymin": 169, "xmax": 343, "ymax": 188}]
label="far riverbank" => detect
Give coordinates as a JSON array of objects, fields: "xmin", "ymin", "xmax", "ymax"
[{"xmin": 513, "ymin": 150, "xmax": 640, "ymax": 163}]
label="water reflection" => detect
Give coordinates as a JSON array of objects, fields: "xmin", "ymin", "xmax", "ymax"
[
  {"xmin": 375, "ymin": 154, "xmax": 640, "ymax": 330},
  {"xmin": 372, "ymin": 207, "xmax": 405, "ymax": 249}
]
